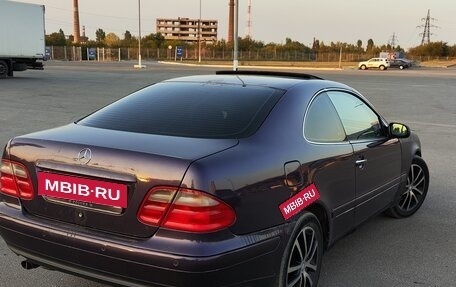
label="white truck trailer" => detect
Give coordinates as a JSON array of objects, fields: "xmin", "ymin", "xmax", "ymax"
[{"xmin": 0, "ymin": 0, "xmax": 45, "ymax": 78}]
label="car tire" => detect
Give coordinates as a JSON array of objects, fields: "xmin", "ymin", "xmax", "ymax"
[
  {"xmin": 399, "ymin": 65, "xmax": 404, "ymax": 70},
  {"xmin": 278, "ymin": 213, "xmax": 323, "ymax": 287},
  {"xmin": 360, "ymin": 65, "xmax": 367, "ymax": 70},
  {"xmin": 387, "ymin": 156, "xmax": 429, "ymax": 218},
  {"xmin": 0, "ymin": 60, "xmax": 8, "ymax": 78},
  {"xmin": 379, "ymin": 65, "xmax": 386, "ymax": 71}
]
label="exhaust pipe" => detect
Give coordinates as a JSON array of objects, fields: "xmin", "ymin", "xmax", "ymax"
[{"xmin": 21, "ymin": 260, "xmax": 40, "ymax": 270}]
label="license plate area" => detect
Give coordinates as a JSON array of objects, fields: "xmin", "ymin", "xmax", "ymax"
[
  {"xmin": 43, "ymin": 197, "xmax": 123, "ymax": 215},
  {"xmin": 38, "ymin": 172, "xmax": 128, "ymax": 209}
]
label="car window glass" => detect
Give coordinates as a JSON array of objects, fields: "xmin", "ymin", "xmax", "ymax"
[
  {"xmin": 78, "ymin": 82, "xmax": 284, "ymax": 139},
  {"xmin": 304, "ymin": 93, "xmax": 346, "ymax": 142},
  {"xmin": 327, "ymin": 91, "xmax": 385, "ymax": 141}
]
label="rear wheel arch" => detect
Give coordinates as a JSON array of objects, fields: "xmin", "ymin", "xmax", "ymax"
[{"xmin": 306, "ymin": 203, "xmax": 330, "ymax": 248}]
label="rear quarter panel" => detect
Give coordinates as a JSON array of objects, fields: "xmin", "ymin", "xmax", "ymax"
[{"xmin": 181, "ymin": 82, "xmax": 356, "ymax": 236}]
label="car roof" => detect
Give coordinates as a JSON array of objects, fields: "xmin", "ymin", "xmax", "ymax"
[{"xmin": 164, "ymin": 70, "xmax": 331, "ymax": 90}]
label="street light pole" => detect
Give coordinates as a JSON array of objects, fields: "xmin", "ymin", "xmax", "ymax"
[
  {"xmin": 134, "ymin": 0, "xmax": 145, "ymax": 68},
  {"xmin": 198, "ymin": 0, "xmax": 201, "ymax": 63},
  {"xmin": 233, "ymin": 0, "xmax": 239, "ymax": 70}
]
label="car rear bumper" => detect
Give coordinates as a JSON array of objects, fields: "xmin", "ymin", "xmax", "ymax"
[{"xmin": 0, "ymin": 200, "xmax": 290, "ymax": 287}]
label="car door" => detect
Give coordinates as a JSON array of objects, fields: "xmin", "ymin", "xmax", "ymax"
[
  {"xmin": 327, "ymin": 90, "xmax": 402, "ymax": 225},
  {"xmin": 303, "ymin": 92, "xmax": 356, "ymax": 241},
  {"xmin": 367, "ymin": 59, "xmax": 376, "ymax": 68}
]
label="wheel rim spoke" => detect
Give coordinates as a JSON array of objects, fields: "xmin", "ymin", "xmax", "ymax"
[
  {"xmin": 307, "ymin": 239, "xmax": 318, "ymax": 264},
  {"xmin": 414, "ymin": 176, "xmax": 425, "ymax": 189},
  {"xmin": 412, "ymin": 186, "xmax": 424, "ymax": 195},
  {"xmin": 306, "ymin": 262, "xmax": 317, "ymax": 272},
  {"xmin": 304, "ymin": 272, "xmax": 314, "ymax": 287},
  {"xmin": 409, "ymin": 192, "xmax": 418, "ymax": 209},
  {"xmin": 305, "ymin": 229, "xmax": 315, "ymax": 259},
  {"xmin": 288, "ymin": 263, "xmax": 301, "ymax": 273},
  {"xmin": 412, "ymin": 168, "xmax": 423, "ymax": 185},
  {"xmin": 399, "ymin": 192, "xmax": 410, "ymax": 209},
  {"xmin": 294, "ymin": 239, "xmax": 304, "ymax": 261},
  {"xmin": 407, "ymin": 192, "xmax": 413, "ymax": 211},
  {"xmin": 287, "ymin": 272, "xmax": 302, "ymax": 287}
]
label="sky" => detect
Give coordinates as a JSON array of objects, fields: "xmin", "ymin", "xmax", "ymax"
[{"xmin": 11, "ymin": 0, "xmax": 456, "ymax": 49}]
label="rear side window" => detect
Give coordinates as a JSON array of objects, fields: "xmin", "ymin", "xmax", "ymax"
[
  {"xmin": 304, "ymin": 93, "xmax": 346, "ymax": 143},
  {"xmin": 78, "ymin": 82, "xmax": 284, "ymax": 139}
]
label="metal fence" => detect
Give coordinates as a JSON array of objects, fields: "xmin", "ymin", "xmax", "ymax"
[{"xmin": 45, "ymin": 46, "xmax": 456, "ymax": 63}]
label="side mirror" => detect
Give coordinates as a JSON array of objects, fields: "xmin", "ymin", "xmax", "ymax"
[{"xmin": 389, "ymin": 122, "xmax": 410, "ymax": 138}]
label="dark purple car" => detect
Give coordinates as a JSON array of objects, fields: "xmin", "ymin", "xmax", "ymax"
[{"xmin": 0, "ymin": 71, "xmax": 429, "ymax": 287}]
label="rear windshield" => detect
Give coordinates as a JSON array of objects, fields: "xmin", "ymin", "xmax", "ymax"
[{"xmin": 77, "ymin": 82, "xmax": 284, "ymax": 138}]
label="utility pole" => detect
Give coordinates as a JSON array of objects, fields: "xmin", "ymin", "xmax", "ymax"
[
  {"xmin": 233, "ymin": 0, "xmax": 238, "ymax": 70},
  {"xmin": 245, "ymin": 0, "xmax": 252, "ymax": 38},
  {"xmin": 388, "ymin": 32, "xmax": 398, "ymax": 49},
  {"xmin": 198, "ymin": 0, "xmax": 201, "ymax": 63},
  {"xmin": 418, "ymin": 9, "xmax": 438, "ymax": 45},
  {"xmin": 134, "ymin": 0, "xmax": 145, "ymax": 68}
]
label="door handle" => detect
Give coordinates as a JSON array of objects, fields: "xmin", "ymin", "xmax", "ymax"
[{"xmin": 355, "ymin": 158, "xmax": 367, "ymax": 168}]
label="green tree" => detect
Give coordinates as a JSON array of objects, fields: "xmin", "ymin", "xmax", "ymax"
[
  {"xmin": 121, "ymin": 30, "xmax": 135, "ymax": 47},
  {"xmin": 357, "ymin": 39, "xmax": 363, "ymax": 51},
  {"xmin": 408, "ymin": 41, "xmax": 449, "ymax": 57},
  {"xmin": 239, "ymin": 36, "xmax": 264, "ymax": 50},
  {"xmin": 105, "ymin": 32, "xmax": 120, "ymax": 47},
  {"xmin": 96, "ymin": 28, "xmax": 106, "ymax": 43},
  {"xmin": 448, "ymin": 44, "xmax": 456, "ymax": 57},
  {"xmin": 124, "ymin": 30, "xmax": 132, "ymax": 42},
  {"xmin": 366, "ymin": 39, "xmax": 374, "ymax": 52},
  {"xmin": 143, "ymin": 33, "xmax": 166, "ymax": 48},
  {"xmin": 283, "ymin": 38, "xmax": 306, "ymax": 51},
  {"xmin": 46, "ymin": 28, "xmax": 66, "ymax": 46},
  {"xmin": 312, "ymin": 39, "xmax": 320, "ymax": 51},
  {"xmin": 154, "ymin": 33, "xmax": 165, "ymax": 49}
]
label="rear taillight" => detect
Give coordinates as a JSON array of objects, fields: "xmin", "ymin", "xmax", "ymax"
[
  {"xmin": 0, "ymin": 159, "xmax": 34, "ymax": 200},
  {"xmin": 138, "ymin": 187, "xmax": 236, "ymax": 233}
]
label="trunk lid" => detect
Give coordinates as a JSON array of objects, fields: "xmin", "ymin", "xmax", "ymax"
[{"xmin": 7, "ymin": 124, "xmax": 238, "ymax": 238}]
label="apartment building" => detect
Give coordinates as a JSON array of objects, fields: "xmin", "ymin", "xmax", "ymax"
[{"xmin": 156, "ymin": 17, "xmax": 218, "ymax": 44}]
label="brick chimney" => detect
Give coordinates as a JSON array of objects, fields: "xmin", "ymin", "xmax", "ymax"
[
  {"xmin": 73, "ymin": 0, "xmax": 81, "ymax": 43},
  {"xmin": 228, "ymin": 0, "xmax": 234, "ymax": 42}
]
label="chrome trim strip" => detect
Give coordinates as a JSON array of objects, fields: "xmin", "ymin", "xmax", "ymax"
[
  {"xmin": 36, "ymin": 161, "xmax": 136, "ymax": 183},
  {"xmin": 43, "ymin": 196, "xmax": 123, "ymax": 215}
]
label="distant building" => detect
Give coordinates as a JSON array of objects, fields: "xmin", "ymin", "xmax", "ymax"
[{"xmin": 156, "ymin": 17, "xmax": 218, "ymax": 44}]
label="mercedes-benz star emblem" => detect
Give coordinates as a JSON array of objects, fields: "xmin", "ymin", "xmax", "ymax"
[{"xmin": 76, "ymin": 148, "xmax": 92, "ymax": 165}]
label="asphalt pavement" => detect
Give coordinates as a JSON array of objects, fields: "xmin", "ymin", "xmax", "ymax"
[{"xmin": 0, "ymin": 61, "xmax": 455, "ymax": 287}]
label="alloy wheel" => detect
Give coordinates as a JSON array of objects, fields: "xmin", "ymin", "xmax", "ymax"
[
  {"xmin": 286, "ymin": 226, "xmax": 319, "ymax": 287},
  {"xmin": 398, "ymin": 163, "xmax": 426, "ymax": 212}
]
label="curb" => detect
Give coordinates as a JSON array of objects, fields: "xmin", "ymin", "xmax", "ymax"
[{"xmin": 157, "ymin": 61, "xmax": 344, "ymax": 71}]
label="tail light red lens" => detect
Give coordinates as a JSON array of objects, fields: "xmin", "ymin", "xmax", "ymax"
[
  {"xmin": 138, "ymin": 187, "xmax": 236, "ymax": 233},
  {"xmin": 0, "ymin": 160, "xmax": 34, "ymax": 200},
  {"xmin": 137, "ymin": 187, "xmax": 177, "ymax": 226}
]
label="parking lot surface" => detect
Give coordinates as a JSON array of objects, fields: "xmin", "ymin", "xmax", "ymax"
[{"xmin": 0, "ymin": 61, "xmax": 455, "ymax": 287}]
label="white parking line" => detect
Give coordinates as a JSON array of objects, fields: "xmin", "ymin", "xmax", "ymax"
[{"xmin": 407, "ymin": 121, "xmax": 456, "ymax": 128}]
